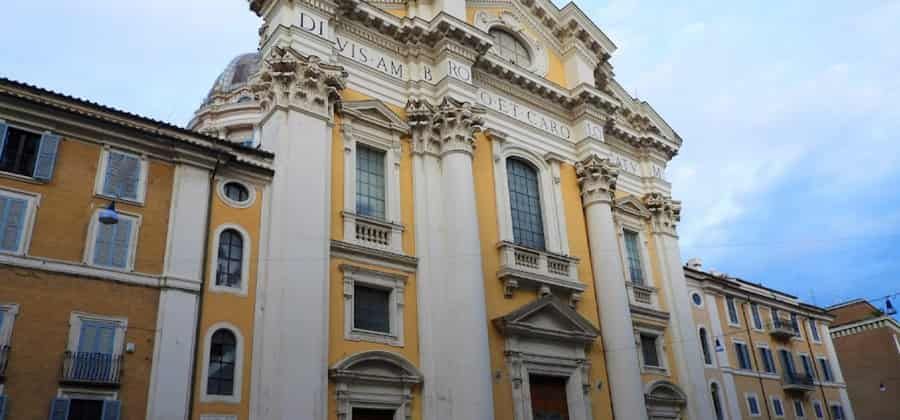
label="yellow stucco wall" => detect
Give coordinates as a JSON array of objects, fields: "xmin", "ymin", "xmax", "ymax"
[{"xmin": 191, "ymin": 179, "xmax": 264, "ymax": 420}]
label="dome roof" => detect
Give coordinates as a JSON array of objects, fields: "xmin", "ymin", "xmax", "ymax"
[{"xmin": 203, "ymin": 53, "xmax": 260, "ymax": 104}]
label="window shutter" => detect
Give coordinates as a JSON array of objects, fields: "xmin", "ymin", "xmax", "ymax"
[
  {"xmin": 101, "ymin": 400, "xmax": 121, "ymax": 420},
  {"xmin": 0, "ymin": 395, "xmax": 7, "ymax": 420},
  {"xmin": 102, "ymin": 152, "xmax": 123, "ymax": 197},
  {"xmin": 119, "ymin": 155, "xmax": 141, "ymax": 200},
  {"xmin": 110, "ymin": 217, "xmax": 133, "ymax": 268},
  {"xmin": 0, "ymin": 196, "xmax": 28, "ymax": 252},
  {"xmin": 93, "ymin": 223, "xmax": 115, "ymax": 266},
  {"xmin": 49, "ymin": 398, "xmax": 70, "ymax": 420},
  {"xmin": 0, "ymin": 121, "xmax": 8, "ymax": 160},
  {"xmin": 32, "ymin": 132, "xmax": 61, "ymax": 181}
]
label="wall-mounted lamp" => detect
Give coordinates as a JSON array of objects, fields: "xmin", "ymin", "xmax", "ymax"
[
  {"xmin": 714, "ymin": 338, "xmax": 724, "ymax": 352},
  {"xmin": 98, "ymin": 201, "xmax": 119, "ymax": 225}
]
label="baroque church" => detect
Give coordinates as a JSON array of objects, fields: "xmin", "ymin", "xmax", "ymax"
[{"xmin": 0, "ymin": 0, "xmax": 855, "ymax": 419}]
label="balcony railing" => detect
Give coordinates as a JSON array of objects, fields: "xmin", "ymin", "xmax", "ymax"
[
  {"xmin": 343, "ymin": 212, "xmax": 404, "ymax": 254},
  {"xmin": 768, "ymin": 318, "xmax": 799, "ymax": 340},
  {"xmin": 782, "ymin": 371, "xmax": 816, "ymax": 392},
  {"xmin": 497, "ymin": 241, "xmax": 583, "ymax": 298},
  {"xmin": 626, "ymin": 282, "xmax": 659, "ymax": 309},
  {"xmin": 60, "ymin": 351, "xmax": 122, "ymax": 387},
  {"xmin": 0, "ymin": 345, "xmax": 9, "ymax": 378}
]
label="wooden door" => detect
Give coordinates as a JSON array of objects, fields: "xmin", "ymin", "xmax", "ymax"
[{"xmin": 530, "ymin": 374, "xmax": 569, "ymax": 420}]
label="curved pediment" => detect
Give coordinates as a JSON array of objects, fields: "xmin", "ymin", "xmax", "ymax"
[
  {"xmin": 493, "ymin": 295, "xmax": 599, "ymax": 343},
  {"xmin": 329, "ymin": 350, "xmax": 423, "ymax": 384},
  {"xmin": 645, "ymin": 380, "xmax": 688, "ymax": 406}
]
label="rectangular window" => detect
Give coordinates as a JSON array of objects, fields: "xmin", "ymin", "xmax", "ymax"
[
  {"xmin": 623, "ymin": 230, "xmax": 645, "ymax": 285},
  {"xmin": 809, "ymin": 320, "xmax": 821, "ymax": 342},
  {"xmin": 791, "ymin": 313, "xmax": 801, "ymax": 335},
  {"xmin": 758, "ymin": 347, "xmax": 776, "ymax": 374},
  {"xmin": 735, "ymin": 342, "xmax": 752, "ymax": 370},
  {"xmin": 818, "ymin": 358, "xmax": 834, "ymax": 382},
  {"xmin": 794, "ymin": 399, "xmax": 806, "ymax": 418},
  {"xmin": 0, "ymin": 190, "xmax": 36, "ymax": 255},
  {"xmin": 813, "ymin": 401, "xmax": 824, "ymax": 419},
  {"xmin": 89, "ymin": 213, "xmax": 138, "ymax": 270},
  {"xmin": 49, "ymin": 398, "xmax": 120, "ymax": 420},
  {"xmin": 353, "ymin": 284, "xmax": 390, "ymax": 334},
  {"xmin": 830, "ymin": 404, "xmax": 845, "ymax": 419},
  {"xmin": 772, "ymin": 397, "xmax": 785, "ymax": 417},
  {"xmin": 0, "ymin": 123, "xmax": 60, "ymax": 181},
  {"xmin": 352, "ymin": 408, "xmax": 396, "ymax": 420},
  {"xmin": 640, "ymin": 334, "xmax": 660, "ymax": 368},
  {"xmin": 751, "ymin": 303, "xmax": 763, "ymax": 330},
  {"xmin": 747, "ymin": 395, "xmax": 761, "ymax": 416},
  {"xmin": 98, "ymin": 149, "xmax": 145, "ymax": 203},
  {"xmin": 355, "ymin": 145, "xmax": 386, "ymax": 219},
  {"xmin": 780, "ymin": 350, "xmax": 797, "ymax": 376},
  {"xmin": 800, "ymin": 354, "xmax": 814, "ymax": 378},
  {"xmin": 726, "ymin": 296, "xmax": 739, "ymax": 325},
  {"xmin": 78, "ymin": 320, "xmax": 116, "ymax": 354}
]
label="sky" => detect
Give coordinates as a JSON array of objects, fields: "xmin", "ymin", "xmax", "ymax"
[{"xmin": 1, "ymin": 0, "xmax": 898, "ymax": 309}]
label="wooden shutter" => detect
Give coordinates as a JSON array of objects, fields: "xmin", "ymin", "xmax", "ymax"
[
  {"xmin": 32, "ymin": 132, "xmax": 60, "ymax": 181},
  {"xmin": 49, "ymin": 398, "xmax": 70, "ymax": 420},
  {"xmin": 110, "ymin": 217, "xmax": 133, "ymax": 268},
  {"xmin": 101, "ymin": 400, "xmax": 120, "ymax": 420},
  {"xmin": 93, "ymin": 223, "xmax": 115, "ymax": 266},
  {"xmin": 0, "ymin": 196, "xmax": 28, "ymax": 252}
]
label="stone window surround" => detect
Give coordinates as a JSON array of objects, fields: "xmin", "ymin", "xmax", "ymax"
[
  {"xmin": 492, "ymin": 140, "xmax": 569, "ymax": 256},
  {"xmin": 635, "ymin": 326, "xmax": 668, "ymax": 375},
  {"xmin": 690, "ymin": 289, "xmax": 704, "ymax": 308},
  {"xmin": 208, "ymin": 223, "xmax": 252, "ymax": 297},
  {"xmin": 341, "ymin": 264, "xmax": 406, "ymax": 347},
  {"xmin": 93, "ymin": 146, "xmax": 149, "ymax": 206},
  {"xmin": 340, "ymin": 103, "xmax": 405, "ymax": 255},
  {"xmin": 698, "ymin": 325, "xmax": 715, "ymax": 368},
  {"xmin": 770, "ymin": 395, "xmax": 786, "ymax": 418},
  {"xmin": 744, "ymin": 392, "xmax": 762, "ymax": 418},
  {"xmin": 66, "ymin": 312, "xmax": 128, "ymax": 354},
  {"xmin": 215, "ymin": 177, "xmax": 257, "ymax": 209},
  {"xmin": 0, "ymin": 186, "xmax": 40, "ymax": 256},
  {"xmin": 504, "ymin": 338, "xmax": 593, "ymax": 420},
  {"xmin": 83, "ymin": 209, "xmax": 142, "ymax": 272},
  {"xmin": 725, "ymin": 296, "xmax": 741, "ymax": 327},
  {"xmin": 732, "ymin": 338, "xmax": 752, "ymax": 371},
  {"xmin": 200, "ymin": 322, "xmax": 244, "ymax": 404},
  {"xmin": 329, "ymin": 351, "xmax": 422, "ymax": 420},
  {"xmin": 807, "ymin": 319, "xmax": 822, "ymax": 343},
  {"xmin": 615, "ymin": 211, "xmax": 659, "ymax": 310},
  {"xmin": 756, "ymin": 343, "xmax": 776, "ymax": 374},
  {"xmin": 748, "ymin": 303, "xmax": 765, "ymax": 332},
  {"xmin": 0, "ymin": 303, "xmax": 20, "ymax": 344}
]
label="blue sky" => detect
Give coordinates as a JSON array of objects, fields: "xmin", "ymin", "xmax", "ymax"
[{"xmin": 2, "ymin": 1, "xmax": 898, "ymax": 309}]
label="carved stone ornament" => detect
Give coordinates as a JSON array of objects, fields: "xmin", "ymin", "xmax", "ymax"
[
  {"xmin": 643, "ymin": 192, "xmax": 682, "ymax": 235},
  {"xmin": 250, "ymin": 44, "xmax": 347, "ymax": 118},
  {"xmin": 575, "ymin": 155, "xmax": 620, "ymax": 207},
  {"xmin": 406, "ymin": 97, "xmax": 485, "ymax": 157}
]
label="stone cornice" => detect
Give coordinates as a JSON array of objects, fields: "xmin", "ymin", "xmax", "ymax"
[
  {"xmin": 830, "ymin": 316, "xmax": 900, "ymax": 337},
  {"xmin": 575, "ymin": 155, "xmax": 619, "ymax": 207}
]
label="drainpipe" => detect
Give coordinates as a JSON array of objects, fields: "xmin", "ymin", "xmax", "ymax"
[
  {"xmin": 185, "ymin": 152, "xmax": 226, "ymax": 420},
  {"xmin": 739, "ymin": 296, "xmax": 774, "ymax": 420}
]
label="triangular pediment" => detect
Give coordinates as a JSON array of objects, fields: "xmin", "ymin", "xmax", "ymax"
[
  {"xmin": 615, "ymin": 195, "xmax": 651, "ymax": 219},
  {"xmin": 494, "ymin": 296, "xmax": 599, "ymax": 343},
  {"xmin": 341, "ymin": 100, "xmax": 409, "ymax": 135}
]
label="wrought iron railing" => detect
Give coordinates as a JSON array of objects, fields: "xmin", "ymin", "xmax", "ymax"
[
  {"xmin": 60, "ymin": 351, "xmax": 122, "ymax": 386},
  {"xmin": 783, "ymin": 371, "xmax": 815, "ymax": 390}
]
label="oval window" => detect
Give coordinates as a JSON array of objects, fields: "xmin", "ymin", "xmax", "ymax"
[
  {"xmin": 223, "ymin": 182, "xmax": 250, "ymax": 203},
  {"xmin": 691, "ymin": 292, "xmax": 703, "ymax": 307}
]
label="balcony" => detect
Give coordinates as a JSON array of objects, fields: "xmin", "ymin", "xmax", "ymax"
[
  {"xmin": 60, "ymin": 351, "xmax": 122, "ymax": 387},
  {"xmin": 0, "ymin": 345, "xmax": 8, "ymax": 379},
  {"xmin": 782, "ymin": 371, "xmax": 816, "ymax": 393},
  {"xmin": 768, "ymin": 318, "xmax": 799, "ymax": 340},
  {"xmin": 497, "ymin": 241, "xmax": 584, "ymax": 299},
  {"xmin": 626, "ymin": 282, "xmax": 659, "ymax": 309},
  {"xmin": 343, "ymin": 212, "xmax": 404, "ymax": 254}
]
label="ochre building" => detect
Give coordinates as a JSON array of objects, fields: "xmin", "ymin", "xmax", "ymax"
[{"xmin": 0, "ymin": 0, "xmax": 857, "ymax": 419}]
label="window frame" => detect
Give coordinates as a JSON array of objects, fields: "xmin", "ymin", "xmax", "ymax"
[
  {"xmin": 725, "ymin": 296, "xmax": 740, "ymax": 326},
  {"xmin": 770, "ymin": 395, "xmax": 785, "ymax": 418},
  {"xmin": 812, "ymin": 400, "xmax": 824, "ymax": 419},
  {"xmin": 208, "ymin": 224, "xmax": 251, "ymax": 296},
  {"xmin": 622, "ymin": 228, "xmax": 647, "ymax": 285},
  {"xmin": 341, "ymin": 265, "xmax": 406, "ymax": 347},
  {"xmin": 709, "ymin": 381, "xmax": 725, "ymax": 420},
  {"xmin": 94, "ymin": 147, "xmax": 149, "ymax": 206},
  {"xmin": 733, "ymin": 340, "xmax": 752, "ymax": 371},
  {"xmin": 200, "ymin": 322, "xmax": 244, "ymax": 404},
  {"xmin": 749, "ymin": 303, "xmax": 764, "ymax": 331},
  {"xmin": 817, "ymin": 357, "xmax": 834, "ymax": 382},
  {"xmin": 66, "ymin": 312, "xmax": 127, "ymax": 355},
  {"xmin": 84, "ymin": 210, "xmax": 141, "ymax": 272},
  {"xmin": 828, "ymin": 403, "xmax": 845, "ymax": 420},
  {"xmin": 808, "ymin": 319, "xmax": 821, "ymax": 343},
  {"xmin": 799, "ymin": 353, "xmax": 814, "ymax": 378},
  {"xmin": 757, "ymin": 345, "xmax": 776, "ymax": 375},
  {"xmin": 690, "ymin": 291, "xmax": 704, "ymax": 308},
  {"xmin": 0, "ymin": 187, "xmax": 40, "ymax": 256},
  {"xmin": 0, "ymin": 123, "xmax": 41, "ymax": 179},
  {"xmin": 216, "ymin": 178, "xmax": 256, "ymax": 209},
  {"xmin": 0, "ymin": 303, "xmax": 20, "ymax": 345},
  {"xmin": 506, "ymin": 157, "xmax": 546, "ymax": 251},
  {"xmin": 698, "ymin": 326, "xmax": 714, "ymax": 367},
  {"xmin": 355, "ymin": 143, "xmax": 388, "ymax": 220},
  {"xmin": 637, "ymin": 329, "xmax": 667, "ymax": 374},
  {"xmin": 745, "ymin": 393, "xmax": 762, "ymax": 418},
  {"xmin": 489, "ymin": 27, "xmax": 533, "ymax": 68},
  {"xmin": 794, "ymin": 398, "xmax": 806, "ymax": 419}
]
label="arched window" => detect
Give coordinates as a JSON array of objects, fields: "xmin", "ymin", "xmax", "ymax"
[
  {"xmin": 216, "ymin": 229, "xmax": 244, "ymax": 288},
  {"xmin": 207, "ymin": 329, "xmax": 236, "ymax": 396},
  {"xmin": 489, "ymin": 29, "xmax": 531, "ymax": 67},
  {"xmin": 710, "ymin": 382, "xmax": 724, "ymax": 420},
  {"xmin": 507, "ymin": 158, "xmax": 545, "ymax": 250},
  {"xmin": 699, "ymin": 327, "xmax": 713, "ymax": 365}
]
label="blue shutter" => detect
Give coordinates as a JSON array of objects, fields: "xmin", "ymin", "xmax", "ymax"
[
  {"xmin": 110, "ymin": 217, "xmax": 133, "ymax": 268},
  {"xmin": 0, "ymin": 395, "xmax": 7, "ymax": 420},
  {"xmin": 0, "ymin": 196, "xmax": 28, "ymax": 252},
  {"xmin": 49, "ymin": 398, "xmax": 69, "ymax": 420},
  {"xmin": 0, "ymin": 121, "xmax": 8, "ymax": 160},
  {"xmin": 32, "ymin": 132, "xmax": 61, "ymax": 181},
  {"xmin": 102, "ymin": 152, "xmax": 122, "ymax": 197},
  {"xmin": 101, "ymin": 400, "xmax": 121, "ymax": 420},
  {"xmin": 93, "ymin": 223, "xmax": 115, "ymax": 266},
  {"xmin": 118, "ymin": 155, "xmax": 141, "ymax": 200}
]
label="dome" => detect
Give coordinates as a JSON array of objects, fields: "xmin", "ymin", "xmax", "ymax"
[{"xmin": 203, "ymin": 53, "xmax": 260, "ymax": 105}]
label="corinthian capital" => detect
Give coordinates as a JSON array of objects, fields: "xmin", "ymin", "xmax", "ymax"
[
  {"xmin": 250, "ymin": 45, "xmax": 347, "ymax": 119},
  {"xmin": 643, "ymin": 192, "xmax": 682, "ymax": 235},
  {"xmin": 575, "ymin": 155, "xmax": 620, "ymax": 207},
  {"xmin": 406, "ymin": 97, "xmax": 484, "ymax": 157}
]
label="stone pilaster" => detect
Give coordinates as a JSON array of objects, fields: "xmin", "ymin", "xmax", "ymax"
[
  {"xmin": 643, "ymin": 192, "xmax": 716, "ymax": 420},
  {"xmin": 576, "ymin": 155, "xmax": 650, "ymax": 420},
  {"xmin": 408, "ymin": 97, "xmax": 494, "ymax": 420}
]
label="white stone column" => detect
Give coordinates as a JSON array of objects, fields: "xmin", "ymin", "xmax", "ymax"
[
  {"xmin": 408, "ymin": 98, "xmax": 495, "ymax": 420},
  {"xmin": 250, "ymin": 45, "xmax": 346, "ymax": 420},
  {"xmin": 575, "ymin": 155, "xmax": 649, "ymax": 420},
  {"xmin": 644, "ymin": 193, "xmax": 716, "ymax": 420},
  {"xmin": 146, "ymin": 164, "xmax": 209, "ymax": 420}
]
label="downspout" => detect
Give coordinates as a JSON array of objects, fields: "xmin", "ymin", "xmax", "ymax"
[
  {"xmin": 739, "ymin": 296, "xmax": 774, "ymax": 420},
  {"xmin": 186, "ymin": 152, "xmax": 226, "ymax": 420}
]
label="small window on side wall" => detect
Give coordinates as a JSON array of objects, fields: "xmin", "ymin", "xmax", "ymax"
[
  {"xmin": 98, "ymin": 149, "xmax": 146, "ymax": 203},
  {"xmin": 216, "ymin": 229, "xmax": 244, "ymax": 289},
  {"xmin": 207, "ymin": 329, "xmax": 237, "ymax": 396},
  {"xmin": 0, "ymin": 190, "xmax": 37, "ymax": 255},
  {"xmin": 623, "ymin": 230, "xmax": 645, "ymax": 285},
  {"xmin": 0, "ymin": 121, "xmax": 61, "ymax": 181}
]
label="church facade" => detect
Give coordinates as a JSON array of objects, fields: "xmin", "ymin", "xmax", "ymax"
[{"xmin": 0, "ymin": 0, "xmax": 855, "ymax": 420}]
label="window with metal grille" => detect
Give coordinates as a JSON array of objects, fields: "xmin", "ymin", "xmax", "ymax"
[
  {"xmin": 216, "ymin": 229, "xmax": 243, "ymax": 288},
  {"xmin": 489, "ymin": 29, "xmax": 532, "ymax": 67},
  {"xmin": 623, "ymin": 230, "xmax": 645, "ymax": 284},
  {"xmin": 640, "ymin": 334, "xmax": 660, "ymax": 367},
  {"xmin": 207, "ymin": 329, "xmax": 236, "ymax": 396},
  {"xmin": 356, "ymin": 145, "xmax": 386, "ymax": 219},
  {"xmin": 353, "ymin": 284, "xmax": 390, "ymax": 334},
  {"xmin": 507, "ymin": 158, "xmax": 545, "ymax": 250}
]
